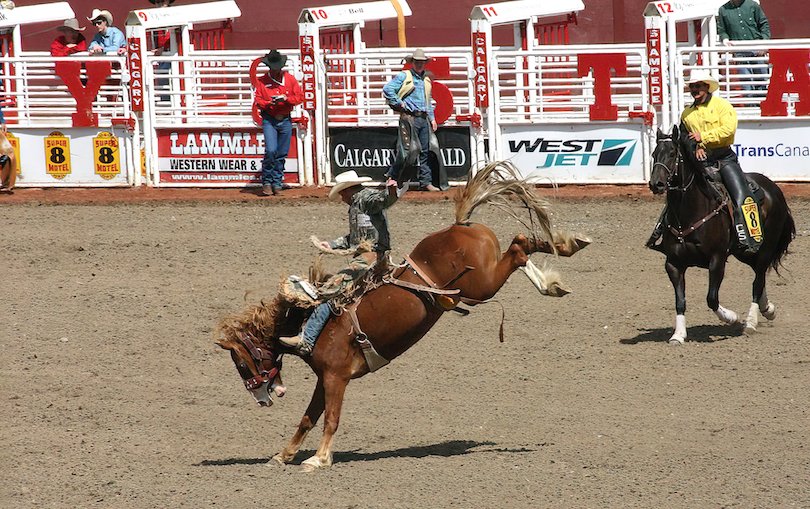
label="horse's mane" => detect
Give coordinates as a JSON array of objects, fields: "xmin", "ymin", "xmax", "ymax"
[
  {"xmin": 453, "ymin": 160, "xmax": 555, "ymax": 244},
  {"xmin": 217, "ymin": 295, "xmax": 284, "ymax": 344}
]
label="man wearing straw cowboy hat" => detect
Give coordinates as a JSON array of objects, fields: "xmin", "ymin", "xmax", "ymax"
[
  {"xmin": 383, "ymin": 48, "xmax": 441, "ymax": 192},
  {"xmin": 253, "ymin": 49, "xmax": 303, "ymax": 196},
  {"xmin": 279, "ymin": 170, "xmax": 399, "ymax": 355},
  {"xmin": 86, "ymin": 9, "xmax": 126, "ymax": 56},
  {"xmin": 50, "ymin": 19, "xmax": 88, "ymax": 57},
  {"xmin": 647, "ymin": 68, "xmax": 762, "ymax": 254}
]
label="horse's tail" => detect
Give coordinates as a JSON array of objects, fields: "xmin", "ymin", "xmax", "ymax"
[
  {"xmin": 770, "ymin": 197, "xmax": 795, "ymax": 275},
  {"xmin": 453, "ymin": 160, "xmax": 554, "ymax": 244}
]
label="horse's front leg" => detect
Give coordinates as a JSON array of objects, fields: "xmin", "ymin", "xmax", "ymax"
[
  {"xmin": 665, "ymin": 260, "xmax": 687, "ymax": 344},
  {"xmin": 301, "ymin": 374, "xmax": 349, "ymax": 472},
  {"xmin": 707, "ymin": 255, "xmax": 740, "ymax": 327},
  {"xmin": 272, "ymin": 379, "xmax": 325, "ymax": 465},
  {"xmin": 745, "ymin": 263, "xmax": 775, "ymax": 333}
]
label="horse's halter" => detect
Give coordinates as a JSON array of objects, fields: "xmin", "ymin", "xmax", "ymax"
[
  {"xmin": 234, "ymin": 333, "xmax": 282, "ymax": 391},
  {"xmin": 653, "ymin": 135, "xmax": 694, "ymax": 192}
]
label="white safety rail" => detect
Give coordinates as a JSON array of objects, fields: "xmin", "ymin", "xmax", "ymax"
[
  {"xmin": 2, "ymin": 54, "xmax": 130, "ymax": 128},
  {"xmin": 143, "ymin": 49, "xmax": 313, "ymax": 186},
  {"xmin": 322, "ymin": 48, "xmax": 475, "ymax": 126},
  {"xmin": 1, "ymin": 53, "xmax": 138, "ymax": 187},
  {"xmin": 673, "ymin": 40, "xmax": 810, "ymax": 118},
  {"xmin": 149, "ymin": 50, "xmax": 301, "ymax": 126},
  {"xmin": 671, "ymin": 39, "xmax": 810, "ymax": 181},
  {"xmin": 491, "ymin": 44, "xmax": 649, "ymax": 123},
  {"xmin": 488, "ymin": 44, "xmax": 654, "ymax": 183}
]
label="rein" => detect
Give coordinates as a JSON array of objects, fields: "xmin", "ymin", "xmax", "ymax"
[{"xmin": 237, "ymin": 332, "xmax": 282, "ymax": 391}]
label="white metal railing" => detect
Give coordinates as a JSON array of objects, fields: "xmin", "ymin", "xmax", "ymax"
[
  {"xmin": 1, "ymin": 53, "xmax": 130, "ymax": 127},
  {"xmin": 675, "ymin": 40, "xmax": 810, "ymax": 119},
  {"xmin": 322, "ymin": 48, "xmax": 475, "ymax": 127},
  {"xmin": 492, "ymin": 44, "xmax": 649, "ymax": 124},
  {"xmin": 148, "ymin": 49, "xmax": 303, "ymax": 128}
]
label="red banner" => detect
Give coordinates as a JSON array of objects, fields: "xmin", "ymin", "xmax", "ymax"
[
  {"xmin": 472, "ymin": 31, "xmax": 489, "ymax": 108},
  {"xmin": 127, "ymin": 38, "xmax": 145, "ymax": 112},
  {"xmin": 646, "ymin": 28, "xmax": 663, "ymax": 105},
  {"xmin": 299, "ymin": 35, "xmax": 317, "ymax": 111}
]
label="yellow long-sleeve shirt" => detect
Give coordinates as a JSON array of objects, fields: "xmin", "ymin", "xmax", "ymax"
[{"xmin": 680, "ymin": 94, "xmax": 737, "ymax": 149}]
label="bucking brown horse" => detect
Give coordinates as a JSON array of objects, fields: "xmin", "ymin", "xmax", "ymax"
[{"xmin": 216, "ymin": 161, "xmax": 590, "ymax": 472}]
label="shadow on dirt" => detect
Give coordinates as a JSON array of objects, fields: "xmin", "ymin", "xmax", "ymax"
[
  {"xmin": 621, "ymin": 324, "xmax": 742, "ymax": 345},
  {"xmin": 195, "ymin": 440, "xmax": 536, "ymax": 467}
]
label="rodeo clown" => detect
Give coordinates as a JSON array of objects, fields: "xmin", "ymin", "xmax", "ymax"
[{"xmin": 648, "ymin": 69, "xmax": 762, "ymax": 255}]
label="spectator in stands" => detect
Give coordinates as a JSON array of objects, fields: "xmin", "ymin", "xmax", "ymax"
[
  {"xmin": 148, "ymin": 0, "xmax": 177, "ymax": 102},
  {"xmin": 51, "ymin": 18, "xmax": 88, "ymax": 57},
  {"xmin": 87, "ymin": 9, "xmax": 126, "ymax": 56},
  {"xmin": 253, "ymin": 50, "xmax": 303, "ymax": 196},
  {"xmin": 717, "ymin": 0, "xmax": 770, "ymax": 92},
  {"xmin": 383, "ymin": 48, "xmax": 439, "ymax": 192}
]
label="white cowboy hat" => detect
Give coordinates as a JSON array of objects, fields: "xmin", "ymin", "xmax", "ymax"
[
  {"xmin": 87, "ymin": 9, "xmax": 113, "ymax": 26},
  {"xmin": 406, "ymin": 48, "xmax": 430, "ymax": 62},
  {"xmin": 686, "ymin": 69, "xmax": 719, "ymax": 93},
  {"xmin": 57, "ymin": 18, "xmax": 86, "ymax": 32},
  {"xmin": 329, "ymin": 170, "xmax": 372, "ymax": 199}
]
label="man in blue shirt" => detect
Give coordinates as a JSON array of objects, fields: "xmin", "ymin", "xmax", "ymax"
[
  {"xmin": 87, "ymin": 9, "xmax": 126, "ymax": 55},
  {"xmin": 382, "ymin": 48, "xmax": 439, "ymax": 192}
]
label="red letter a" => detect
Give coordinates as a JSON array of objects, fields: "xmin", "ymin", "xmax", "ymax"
[{"xmin": 761, "ymin": 49, "xmax": 810, "ymax": 116}]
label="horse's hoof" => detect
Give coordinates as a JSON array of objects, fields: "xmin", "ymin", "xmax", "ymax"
[
  {"xmin": 546, "ymin": 282, "xmax": 571, "ymax": 297},
  {"xmin": 270, "ymin": 453, "xmax": 289, "ymax": 466},
  {"xmin": 300, "ymin": 462, "xmax": 317, "ymax": 473},
  {"xmin": 762, "ymin": 304, "xmax": 776, "ymax": 321},
  {"xmin": 744, "ymin": 323, "xmax": 757, "ymax": 335},
  {"xmin": 668, "ymin": 336, "xmax": 685, "ymax": 345}
]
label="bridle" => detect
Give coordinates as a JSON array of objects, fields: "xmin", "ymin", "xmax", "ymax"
[
  {"xmin": 653, "ymin": 136, "xmax": 694, "ymax": 193},
  {"xmin": 236, "ymin": 332, "xmax": 282, "ymax": 391}
]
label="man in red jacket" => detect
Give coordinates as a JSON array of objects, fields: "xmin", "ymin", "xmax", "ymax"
[
  {"xmin": 50, "ymin": 18, "xmax": 88, "ymax": 57},
  {"xmin": 253, "ymin": 50, "xmax": 303, "ymax": 196}
]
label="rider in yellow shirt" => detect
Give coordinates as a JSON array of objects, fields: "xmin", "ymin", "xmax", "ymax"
[{"xmin": 648, "ymin": 69, "xmax": 762, "ymax": 254}]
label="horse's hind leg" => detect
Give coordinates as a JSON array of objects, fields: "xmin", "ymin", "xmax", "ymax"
[
  {"xmin": 665, "ymin": 260, "xmax": 688, "ymax": 344},
  {"xmin": 272, "ymin": 379, "xmax": 325, "ymax": 465},
  {"xmin": 707, "ymin": 256, "xmax": 740, "ymax": 326},
  {"xmin": 301, "ymin": 374, "xmax": 349, "ymax": 472}
]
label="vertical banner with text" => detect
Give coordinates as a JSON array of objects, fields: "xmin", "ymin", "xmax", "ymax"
[{"xmin": 472, "ymin": 31, "xmax": 489, "ymax": 108}]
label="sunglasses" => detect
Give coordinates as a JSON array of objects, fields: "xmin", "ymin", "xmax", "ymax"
[{"xmin": 93, "ymin": 20, "xmax": 105, "ymax": 26}]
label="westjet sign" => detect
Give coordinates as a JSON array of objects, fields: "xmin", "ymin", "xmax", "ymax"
[{"xmin": 501, "ymin": 125, "xmax": 644, "ymax": 183}]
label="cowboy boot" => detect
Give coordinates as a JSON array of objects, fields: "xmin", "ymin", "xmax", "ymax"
[
  {"xmin": 278, "ymin": 335, "xmax": 313, "ymax": 356},
  {"xmin": 720, "ymin": 162, "xmax": 762, "ymax": 255}
]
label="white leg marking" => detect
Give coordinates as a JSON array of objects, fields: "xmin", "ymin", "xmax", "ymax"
[
  {"xmin": 670, "ymin": 314, "xmax": 686, "ymax": 345},
  {"xmin": 301, "ymin": 453, "xmax": 333, "ymax": 472},
  {"xmin": 761, "ymin": 302, "xmax": 776, "ymax": 321},
  {"xmin": 714, "ymin": 305, "xmax": 740, "ymax": 325},
  {"xmin": 745, "ymin": 302, "xmax": 759, "ymax": 334}
]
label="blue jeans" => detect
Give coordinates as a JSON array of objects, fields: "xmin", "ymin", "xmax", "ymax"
[
  {"xmin": 735, "ymin": 51, "xmax": 767, "ymax": 92},
  {"xmin": 261, "ymin": 116, "xmax": 292, "ymax": 187},
  {"xmin": 302, "ymin": 302, "xmax": 332, "ymax": 349}
]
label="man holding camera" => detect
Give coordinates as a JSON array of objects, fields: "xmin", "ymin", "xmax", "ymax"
[{"xmin": 253, "ymin": 50, "xmax": 303, "ymax": 196}]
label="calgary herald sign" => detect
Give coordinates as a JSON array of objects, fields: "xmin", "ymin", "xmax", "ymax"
[{"xmin": 156, "ymin": 129, "xmax": 299, "ymax": 184}]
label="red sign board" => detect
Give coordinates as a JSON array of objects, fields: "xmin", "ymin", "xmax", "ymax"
[
  {"xmin": 155, "ymin": 128, "xmax": 299, "ymax": 184},
  {"xmin": 299, "ymin": 35, "xmax": 317, "ymax": 111},
  {"xmin": 472, "ymin": 31, "xmax": 489, "ymax": 108},
  {"xmin": 127, "ymin": 37, "xmax": 145, "ymax": 111},
  {"xmin": 646, "ymin": 28, "xmax": 663, "ymax": 106}
]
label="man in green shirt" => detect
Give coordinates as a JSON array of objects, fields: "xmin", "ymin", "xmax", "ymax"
[{"xmin": 717, "ymin": 0, "xmax": 770, "ymax": 92}]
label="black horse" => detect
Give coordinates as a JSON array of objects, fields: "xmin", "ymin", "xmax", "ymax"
[{"xmin": 648, "ymin": 124, "xmax": 795, "ymax": 344}]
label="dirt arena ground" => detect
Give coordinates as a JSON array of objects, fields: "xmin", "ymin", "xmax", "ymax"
[{"xmin": 2, "ymin": 185, "xmax": 808, "ymax": 508}]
